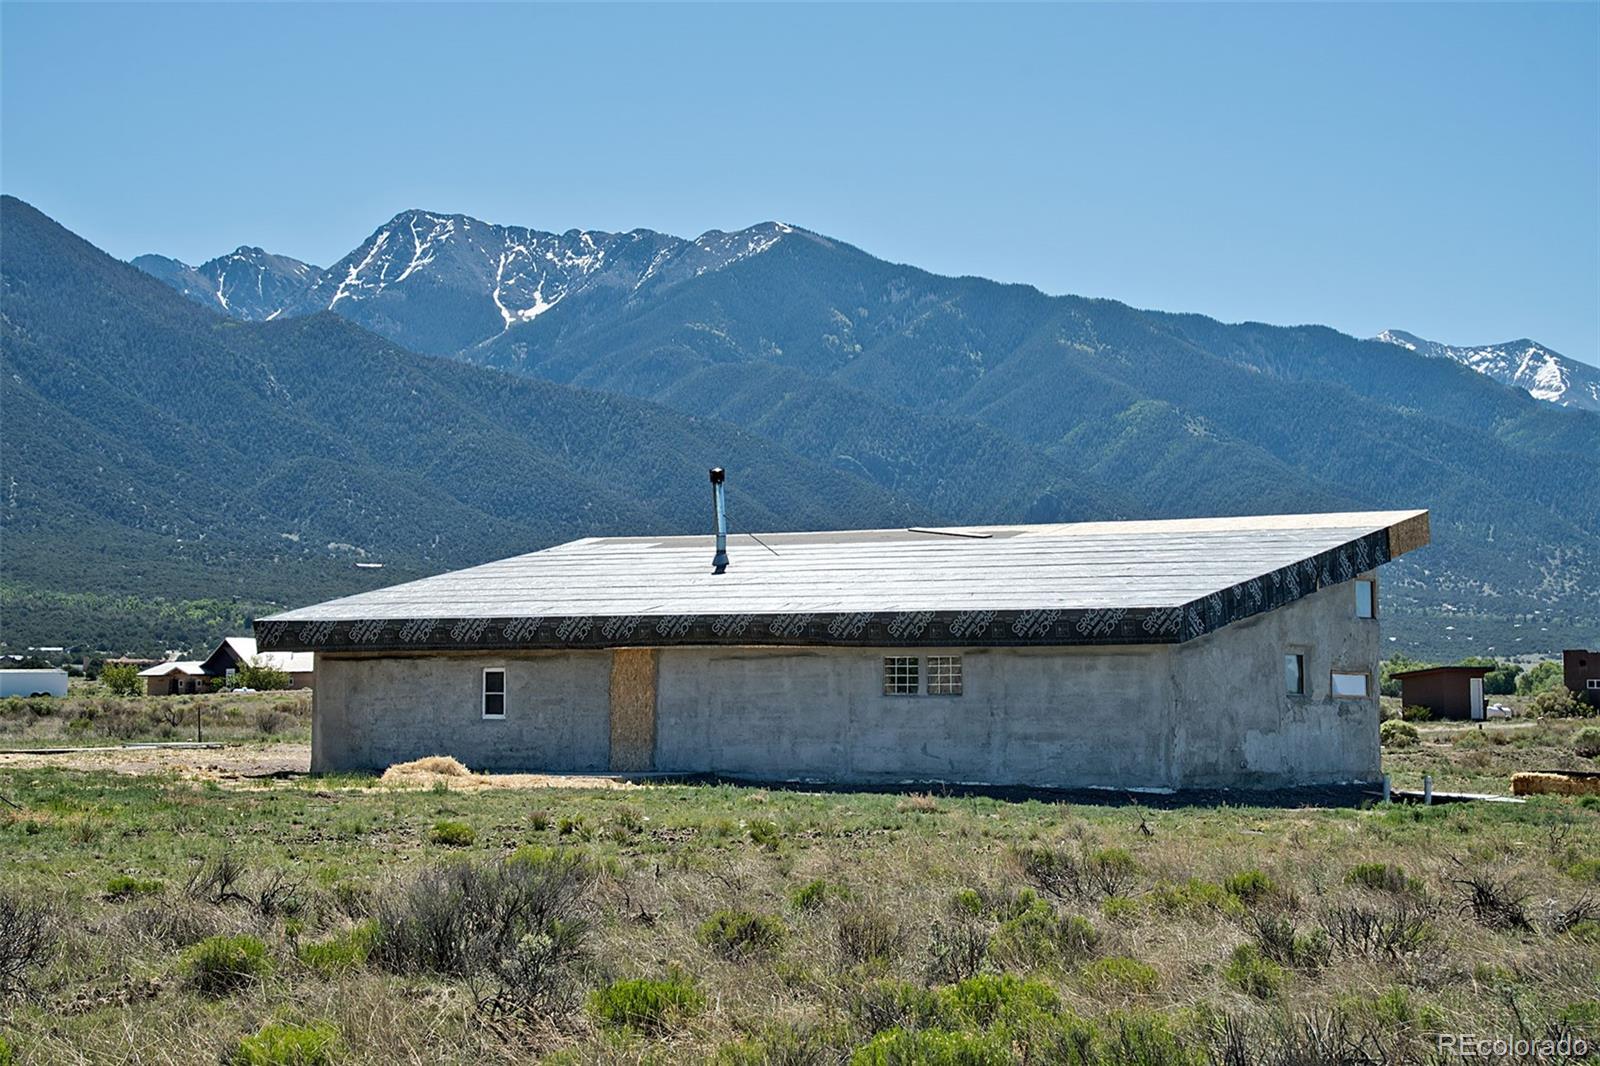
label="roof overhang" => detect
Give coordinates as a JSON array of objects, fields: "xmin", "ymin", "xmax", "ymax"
[{"xmin": 255, "ymin": 510, "xmax": 1429, "ymax": 654}]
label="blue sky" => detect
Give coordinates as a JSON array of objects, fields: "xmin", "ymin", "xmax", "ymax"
[{"xmin": 3, "ymin": 3, "xmax": 1596, "ymax": 364}]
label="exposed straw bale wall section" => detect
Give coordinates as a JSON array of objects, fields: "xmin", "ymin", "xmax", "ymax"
[
  {"xmin": 609, "ymin": 648, "xmax": 658, "ymax": 772},
  {"xmin": 1387, "ymin": 512, "xmax": 1430, "ymax": 559}
]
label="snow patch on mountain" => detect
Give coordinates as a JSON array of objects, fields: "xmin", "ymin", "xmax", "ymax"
[
  {"xmin": 133, "ymin": 247, "xmax": 321, "ymax": 321},
  {"xmin": 1377, "ymin": 329, "xmax": 1600, "ymax": 413}
]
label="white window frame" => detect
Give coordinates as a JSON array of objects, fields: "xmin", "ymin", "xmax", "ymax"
[
  {"xmin": 1285, "ymin": 652, "xmax": 1306, "ymax": 696},
  {"xmin": 1355, "ymin": 579, "xmax": 1376, "ymax": 620},
  {"xmin": 482, "ymin": 667, "xmax": 506, "ymax": 719},
  {"xmin": 1588, "ymin": 679, "xmax": 1600, "ymax": 691},
  {"xmin": 1331, "ymin": 671, "xmax": 1370, "ymax": 699},
  {"xmin": 926, "ymin": 655, "xmax": 964, "ymax": 696},
  {"xmin": 883, "ymin": 656, "xmax": 920, "ymax": 697}
]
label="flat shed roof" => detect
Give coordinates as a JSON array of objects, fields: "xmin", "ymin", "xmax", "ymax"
[
  {"xmin": 256, "ymin": 509, "xmax": 1428, "ymax": 653},
  {"xmin": 1392, "ymin": 666, "xmax": 1492, "ymax": 680}
]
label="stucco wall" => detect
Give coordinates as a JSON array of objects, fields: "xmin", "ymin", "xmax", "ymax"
[
  {"xmin": 311, "ymin": 651, "xmax": 610, "ymax": 773},
  {"xmin": 309, "ymin": 575, "xmax": 1381, "ymax": 789},
  {"xmin": 652, "ymin": 645, "xmax": 1175, "ymax": 788},
  {"xmin": 1169, "ymin": 575, "xmax": 1381, "ymax": 788}
]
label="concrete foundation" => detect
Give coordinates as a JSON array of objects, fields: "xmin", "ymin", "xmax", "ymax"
[{"xmin": 309, "ymin": 576, "xmax": 1381, "ymax": 790}]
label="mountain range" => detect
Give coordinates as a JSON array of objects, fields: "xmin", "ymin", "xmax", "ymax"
[
  {"xmin": 1374, "ymin": 329, "xmax": 1600, "ymax": 413},
  {"xmin": 2, "ymin": 196, "xmax": 1596, "ymax": 656}
]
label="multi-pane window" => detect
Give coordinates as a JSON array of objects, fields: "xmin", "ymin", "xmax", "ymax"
[
  {"xmin": 1285, "ymin": 653, "xmax": 1305, "ymax": 696},
  {"xmin": 883, "ymin": 656, "xmax": 920, "ymax": 696},
  {"xmin": 1355, "ymin": 580, "xmax": 1376, "ymax": 619},
  {"xmin": 482, "ymin": 668, "xmax": 506, "ymax": 718},
  {"xmin": 1331, "ymin": 671, "xmax": 1370, "ymax": 698},
  {"xmin": 1587, "ymin": 679, "xmax": 1600, "ymax": 691},
  {"xmin": 927, "ymin": 656, "xmax": 964, "ymax": 696}
]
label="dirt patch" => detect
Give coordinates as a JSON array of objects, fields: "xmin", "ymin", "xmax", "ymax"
[
  {"xmin": 0, "ymin": 743, "xmax": 641, "ymax": 792},
  {"xmin": 0, "ymin": 743, "xmax": 311, "ymax": 782}
]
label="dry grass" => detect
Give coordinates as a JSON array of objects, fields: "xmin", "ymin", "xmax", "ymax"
[
  {"xmin": 1513, "ymin": 772, "xmax": 1600, "ymax": 797},
  {"xmin": 2, "ymin": 725, "xmax": 1598, "ymax": 1064}
]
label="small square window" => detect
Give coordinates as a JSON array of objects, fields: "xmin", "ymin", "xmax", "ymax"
[
  {"xmin": 883, "ymin": 656, "xmax": 919, "ymax": 696},
  {"xmin": 1331, "ymin": 671, "xmax": 1370, "ymax": 698},
  {"xmin": 482, "ymin": 668, "xmax": 506, "ymax": 719},
  {"xmin": 927, "ymin": 655, "xmax": 963, "ymax": 696},
  {"xmin": 1285, "ymin": 654, "xmax": 1305, "ymax": 696},
  {"xmin": 1355, "ymin": 580, "xmax": 1376, "ymax": 619}
]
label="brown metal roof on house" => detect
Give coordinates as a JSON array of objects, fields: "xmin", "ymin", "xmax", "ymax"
[
  {"xmin": 256, "ymin": 509, "xmax": 1428, "ymax": 653},
  {"xmin": 1391, "ymin": 665, "xmax": 1493, "ymax": 680}
]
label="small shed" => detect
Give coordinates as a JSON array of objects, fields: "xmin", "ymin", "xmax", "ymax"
[{"xmin": 1393, "ymin": 665, "xmax": 1491, "ymax": 721}]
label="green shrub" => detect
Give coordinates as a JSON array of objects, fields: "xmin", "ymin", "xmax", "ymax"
[
  {"xmin": 427, "ymin": 820, "xmax": 475, "ymax": 847},
  {"xmin": 714, "ymin": 1023, "xmax": 854, "ymax": 1065},
  {"xmin": 698, "ymin": 909, "xmax": 789, "ymax": 958},
  {"xmin": 1574, "ymin": 727, "xmax": 1600, "ymax": 758},
  {"xmin": 1223, "ymin": 943, "xmax": 1284, "ymax": 998},
  {"xmin": 990, "ymin": 899, "xmax": 1099, "ymax": 969},
  {"xmin": 588, "ymin": 972, "xmax": 704, "ymax": 1033},
  {"xmin": 0, "ymin": 1033, "xmax": 12, "ymax": 1066},
  {"xmin": 836, "ymin": 905, "xmax": 905, "ymax": 968},
  {"xmin": 935, "ymin": 973, "xmax": 1061, "ymax": 1030},
  {"xmin": 1380, "ymin": 719, "xmax": 1419, "ymax": 749},
  {"xmin": 297, "ymin": 921, "xmax": 375, "ymax": 977},
  {"xmin": 850, "ymin": 1027, "xmax": 1011, "ymax": 1066},
  {"xmin": 1400, "ymin": 704, "xmax": 1432, "ymax": 722},
  {"xmin": 105, "ymin": 874, "xmax": 164, "ymax": 900},
  {"xmin": 1223, "ymin": 869, "xmax": 1276, "ymax": 903},
  {"xmin": 1101, "ymin": 895, "xmax": 1138, "ymax": 922},
  {"xmin": 1347, "ymin": 862, "xmax": 1420, "ymax": 895},
  {"xmin": 1340, "ymin": 987, "xmax": 1444, "ymax": 1034},
  {"xmin": 234, "ymin": 662, "xmax": 292, "ymax": 691},
  {"xmin": 369, "ymin": 852, "xmax": 591, "ymax": 982},
  {"xmin": 1081, "ymin": 956, "xmax": 1160, "ymax": 996},
  {"xmin": 1148, "ymin": 878, "xmax": 1239, "ymax": 917},
  {"xmin": 100, "ymin": 663, "xmax": 141, "ymax": 696},
  {"xmin": 231, "ymin": 1021, "xmax": 340, "ymax": 1066},
  {"xmin": 1517, "ymin": 660, "xmax": 1564, "ymax": 696},
  {"xmin": 789, "ymin": 879, "xmax": 840, "ymax": 911},
  {"xmin": 748, "ymin": 819, "xmax": 782, "ymax": 850},
  {"xmin": 182, "ymin": 934, "xmax": 272, "ymax": 996},
  {"xmin": 1530, "ymin": 686, "xmax": 1590, "ymax": 719}
]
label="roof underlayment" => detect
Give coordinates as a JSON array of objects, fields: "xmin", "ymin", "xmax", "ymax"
[{"xmin": 257, "ymin": 510, "xmax": 1428, "ymax": 653}]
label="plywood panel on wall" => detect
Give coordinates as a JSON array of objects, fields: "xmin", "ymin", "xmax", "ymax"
[{"xmin": 609, "ymin": 648, "xmax": 657, "ymax": 772}]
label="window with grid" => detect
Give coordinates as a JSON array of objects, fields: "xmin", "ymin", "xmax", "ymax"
[
  {"xmin": 482, "ymin": 668, "xmax": 506, "ymax": 718},
  {"xmin": 883, "ymin": 656, "xmax": 920, "ymax": 696},
  {"xmin": 926, "ymin": 655, "xmax": 964, "ymax": 696}
]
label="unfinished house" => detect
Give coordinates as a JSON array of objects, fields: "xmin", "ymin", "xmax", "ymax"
[{"xmin": 256, "ymin": 497, "xmax": 1429, "ymax": 791}]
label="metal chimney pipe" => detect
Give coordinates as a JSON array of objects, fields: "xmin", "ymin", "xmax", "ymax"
[{"xmin": 709, "ymin": 467, "xmax": 729, "ymax": 574}]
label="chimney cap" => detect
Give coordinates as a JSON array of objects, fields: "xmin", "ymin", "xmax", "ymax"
[{"xmin": 709, "ymin": 467, "xmax": 725, "ymax": 485}]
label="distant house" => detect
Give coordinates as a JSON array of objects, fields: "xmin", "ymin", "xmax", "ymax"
[
  {"xmin": 256, "ymin": 505, "xmax": 1430, "ymax": 791},
  {"xmin": 138, "ymin": 636, "xmax": 315, "ymax": 696},
  {"xmin": 1392, "ymin": 665, "xmax": 1492, "ymax": 721},
  {"xmin": 138, "ymin": 660, "xmax": 209, "ymax": 696},
  {"xmin": 1566, "ymin": 650, "xmax": 1600, "ymax": 708},
  {"xmin": 200, "ymin": 637, "xmax": 315, "ymax": 690}
]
